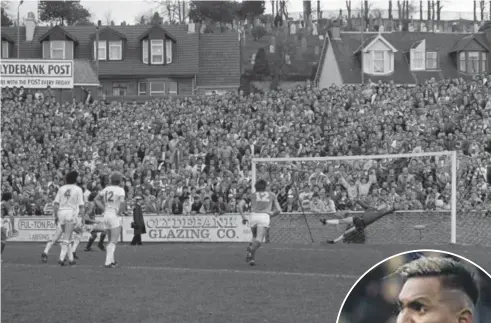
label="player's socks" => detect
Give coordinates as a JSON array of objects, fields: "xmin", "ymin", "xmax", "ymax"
[
  {"xmin": 72, "ymin": 235, "xmax": 81, "ymax": 253},
  {"xmin": 1, "ymin": 241, "xmax": 5, "ymax": 254},
  {"xmin": 105, "ymin": 242, "xmax": 116, "ymax": 266},
  {"xmin": 250, "ymin": 240, "xmax": 261, "ymax": 260},
  {"xmin": 85, "ymin": 236, "xmax": 96, "ymax": 250},
  {"xmin": 44, "ymin": 241, "xmax": 54, "ymax": 254},
  {"xmin": 59, "ymin": 240, "xmax": 69, "ymax": 262},
  {"xmin": 66, "ymin": 243, "xmax": 74, "ymax": 262}
]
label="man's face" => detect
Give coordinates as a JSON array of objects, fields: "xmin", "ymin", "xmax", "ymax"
[{"xmin": 397, "ymin": 277, "xmax": 472, "ymax": 323}]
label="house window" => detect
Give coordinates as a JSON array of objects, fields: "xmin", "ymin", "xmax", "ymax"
[
  {"xmin": 150, "ymin": 82, "xmax": 165, "ymax": 95},
  {"xmin": 168, "ymin": 81, "xmax": 178, "ymax": 95},
  {"xmin": 142, "ymin": 39, "xmax": 148, "ymax": 64},
  {"xmin": 50, "ymin": 41, "xmax": 65, "ymax": 59},
  {"xmin": 373, "ymin": 50, "xmax": 385, "ymax": 73},
  {"xmin": 412, "ymin": 50, "xmax": 424, "ymax": 70},
  {"xmin": 112, "ymin": 83, "xmax": 127, "ymax": 96},
  {"xmin": 1, "ymin": 41, "xmax": 9, "ymax": 58},
  {"xmin": 109, "ymin": 41, "xmax": 122, "ymax": 60},
  {"xmin": 468, "ymin": 52, "xmax": 480, "ymax": 74},
  {"xmin": 93, "ymin": 41, "xmax": 106, "ymax": 60},
  {"xmin": 459, "ymin": 52, "xmax": 466, "ymax": 72},
  {"xmin": 459, "ymin": 51, "xmax": 487, "ymax": 74},
  {"xmin": 151, "ymin": 40, "xmax": 164, "ymax": 64},
  {"xmin": 138, "ymin": 82, "xmax": 147, "ymax": 95},
  {"xmin": 165, "ymin": 40, "xmax": 172, "ymax": 64},
  {"xmin": 481, "ymin": 52, "xmax": 487, "ymax": 73},
  {"xmin": 426, "ymin": 51, "xmax": 438, "ymax": 70}
]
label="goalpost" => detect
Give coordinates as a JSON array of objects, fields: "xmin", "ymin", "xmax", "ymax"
[{"xmin": 251, "ymin": 151, "xmax": 489, "ymax": 246}]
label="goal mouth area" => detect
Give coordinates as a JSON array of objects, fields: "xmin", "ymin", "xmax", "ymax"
[{"xmin": 251, "ymin": 151, "xmax": 490, "ymax": 246}]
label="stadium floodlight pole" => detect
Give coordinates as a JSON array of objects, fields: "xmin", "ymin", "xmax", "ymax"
[
  {"xmin": 450, "ymin": 150, "xmax": 457, "ymax": 244},
  {"xmin": 17, "ymin": 0, "xmax": 24, "ymax": 59}
]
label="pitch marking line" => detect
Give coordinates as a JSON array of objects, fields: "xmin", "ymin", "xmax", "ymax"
[{"xmin": 3, "ymin": 263, "xmax": 359, "ymax": 279}]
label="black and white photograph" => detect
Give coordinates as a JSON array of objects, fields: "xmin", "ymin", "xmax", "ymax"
[{"xmin": 1, "ymin": 0, "xmax": 490, "ymax": 322}]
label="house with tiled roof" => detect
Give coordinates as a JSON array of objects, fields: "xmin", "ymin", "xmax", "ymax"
[
  {"xmin": 316, "ymin": 25, "xmax": 491, "ymax": 88},
  {"xmin": 1, "ymin": 14, "xmax": 241, "ymax": 100}
]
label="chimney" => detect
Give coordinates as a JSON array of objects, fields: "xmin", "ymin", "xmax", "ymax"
[
  {"xmin": 25, "ymin": 12, "xmax": 36, "ymax": 42},
  {"xmin": 330, "ymin": 25, "xmax": 340, "ymax": 40},
  {"xmin": 188, "ymin": 22, "xmax": 195, "ymax": 33}
]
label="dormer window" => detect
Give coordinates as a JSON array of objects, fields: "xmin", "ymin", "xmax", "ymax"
[
  {"xmin": 140, "ymin": 25, "xmax": 176, "ymax": 65},
  {"xmin": 165, "ymin": 39, "xmax": 172, "ymax": 64},
  {"xmin": 410, "ymin": 50, "xmax": 439, "ymax": 71},
  {"xmin": 93, "ymin": 40, "xmax": 122, "ymax": 61},
  {"xmin": 94, "ymin": 41, "xmax": 106, "ymax": 60},
  {"xmin": 356, "ymin": 34, "xmax": 397, "ymax": 76},
  {"xmin": 373, "ymin": 51, "xmax": 385, "ymax": 73},
  {"xmin": 50, "ymin": 41, "xmax": 65, "ymax": 59},
  {"xmin": 151, "ymin": 39, "xmax": 164, "ymax": 64},
  {"xmin": 109, "ymin": 41, "xmax": 122, "ymax": 60},
  {"xmin": 459, "ymin": 52, "xmax": 487, "ymax": 74}
]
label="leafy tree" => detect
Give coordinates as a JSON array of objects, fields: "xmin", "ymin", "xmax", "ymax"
[
  {"xmin": 238, "ymin": 1, "xmax": 265, "ymax": 21},
  {"xmin": 188, "ymin": 1, "xmax": 240, "ymax": 24},
  {"xmin": 1, "ymin": 6, "xmax": 13, "ymax": 26},
  {"xmin": 252, "ymin": 48, "xmax": 270, "ymax": 77},
  {"xmin": 251, "ymin": 25, "xmax": 267, "ymax": 41},
  {"xmin": 151, "ymin": 12, "xmax": 163, "ymax": 25},
  {"xmin": 120, "ymin": 20, "xmax": 127, "ymax": 26},
  {"xmin": 39, "ymin": 0, "xmax": 91, "ymax": 25}
]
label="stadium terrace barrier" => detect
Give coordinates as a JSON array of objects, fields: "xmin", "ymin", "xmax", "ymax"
[{"xmin": 6, "ymin": 211, "xmax": 490, "ymax": 246}]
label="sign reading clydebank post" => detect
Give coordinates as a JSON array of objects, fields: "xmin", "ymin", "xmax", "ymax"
[{"xmin": 1, "ymin": 60, "xmax": 74, "ymax": 89}]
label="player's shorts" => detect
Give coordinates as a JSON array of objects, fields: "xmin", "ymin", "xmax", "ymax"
[
  {"xmin": 58, "ymin": 210, "xmax": 76, "ymax": 225},
  {"xmin": 103, "ymin": 213, "xmax": 122, "ymax": 230},
  {"xmin": 249, "ymin": 213, "xmax": 270, "ymax": 228}
]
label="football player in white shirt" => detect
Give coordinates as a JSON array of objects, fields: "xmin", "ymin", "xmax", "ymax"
[
  {"xmin": 42, "ymin": 171, "xmax": 85, "ymax": 266},
  {"xmin": 95, "ymin": 172, "xmax": 126, "ymax": 268}
]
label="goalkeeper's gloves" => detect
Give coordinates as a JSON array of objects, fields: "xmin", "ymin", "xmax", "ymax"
[{"xmin": 242, "ymin": 218, "xmax": 248, "ymax": 225}]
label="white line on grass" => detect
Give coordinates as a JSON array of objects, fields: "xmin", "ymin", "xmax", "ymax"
[{"xmin": 3, "ymin": 263, "xmax": 359, "ymax": 280}]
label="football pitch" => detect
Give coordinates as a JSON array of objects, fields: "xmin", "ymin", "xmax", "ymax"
[{"xmin": 2, "ymin": 243, "xmax": 491, "ymax": 323}]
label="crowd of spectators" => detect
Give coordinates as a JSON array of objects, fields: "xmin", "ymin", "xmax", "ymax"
[{"xmin": 1, "ymin": 77, "xmax": 490, "ymax": 217}]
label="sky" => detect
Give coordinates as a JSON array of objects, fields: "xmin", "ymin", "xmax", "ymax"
[{"xmin": 6, "ymin": 0, "xmax": 476, "ymax": 25}]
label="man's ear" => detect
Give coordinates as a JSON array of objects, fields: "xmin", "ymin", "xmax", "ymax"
[{"xmin": 457, "ymin": 308, "xmax": 473, "ymax": 323}]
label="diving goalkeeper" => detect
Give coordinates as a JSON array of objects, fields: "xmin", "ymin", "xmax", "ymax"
[{"xmin": 319, "ymin": 199, "xmax": 396, "ymax": 244}]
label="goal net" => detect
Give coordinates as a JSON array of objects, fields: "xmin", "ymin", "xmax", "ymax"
[{"xmin": 251, "ymin": 151, "xmax": 490, "ymax": 246}]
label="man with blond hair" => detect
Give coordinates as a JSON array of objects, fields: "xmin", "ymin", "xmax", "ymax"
[{"xmin": 394, "ymin": 256, "xmax": 479, "ymax": 323}]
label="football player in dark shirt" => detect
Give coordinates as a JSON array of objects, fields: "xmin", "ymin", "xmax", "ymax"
[{"xmin": 320, "ymin": 199, "xmax": 396, "ymax": 244}]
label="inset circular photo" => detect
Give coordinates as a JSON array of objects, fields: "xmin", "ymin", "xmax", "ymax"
[{"xmin": 337, "ymin": 250, "xmax": 491, "ymax": 323}]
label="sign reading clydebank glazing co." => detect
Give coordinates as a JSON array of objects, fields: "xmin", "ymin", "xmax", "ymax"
[
  {"xmin": 121, "ymin": 215, "xmax": 253, "ymax": 242},
  {"xmin": 1, "ymin": 60, "xmax": 74, "ymax": 89}
]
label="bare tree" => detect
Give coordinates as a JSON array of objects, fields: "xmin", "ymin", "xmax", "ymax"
[
  {"xmin": 480, "ymin": 0, "xmax": 485, "ymax": 21},
  {"xmin": 474, "ymin": 0, "xmax": 477, "ymax": 22},
  {"xmin": 155, "ymin": 0, "xmax": 186, "ymax": 24},
  {"xmin": 388, "ymin": 0, "xmax": 393, "ymax": 20},
  {"xmin": 279, "ymin": 1, "xmax": 288, "ymax": 22},
  {"xmin": 346, "ymin": 0, "xmax": 352, "ymax": 30},
  {"xmin": 371, "ymin": 8, "xmax": 384, "ymax": 19},
  {"xmin": 431, "ymin": 0, "xmax": 435, "ymax": 21},
  {"xmin": 420, "ymin": 0, "xmax": 423, "ymax": 20},
  {"xmin": 104, "ymin": 10, "xmax": 113, "ymax": 26},
  {"xmin": 427, "ymin": 0, "xmax": 431, "ymax": 20},
  {"xmin": 364, "ymin": 0, "xmax": 369, "ymax": 30},
  {"xmin": 397, "ymin": 0, "xmax": 402, "ymax": 25},
  {"xmin": 436, "ymin": 0, "xmax": 443, "ymax": 21}
]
